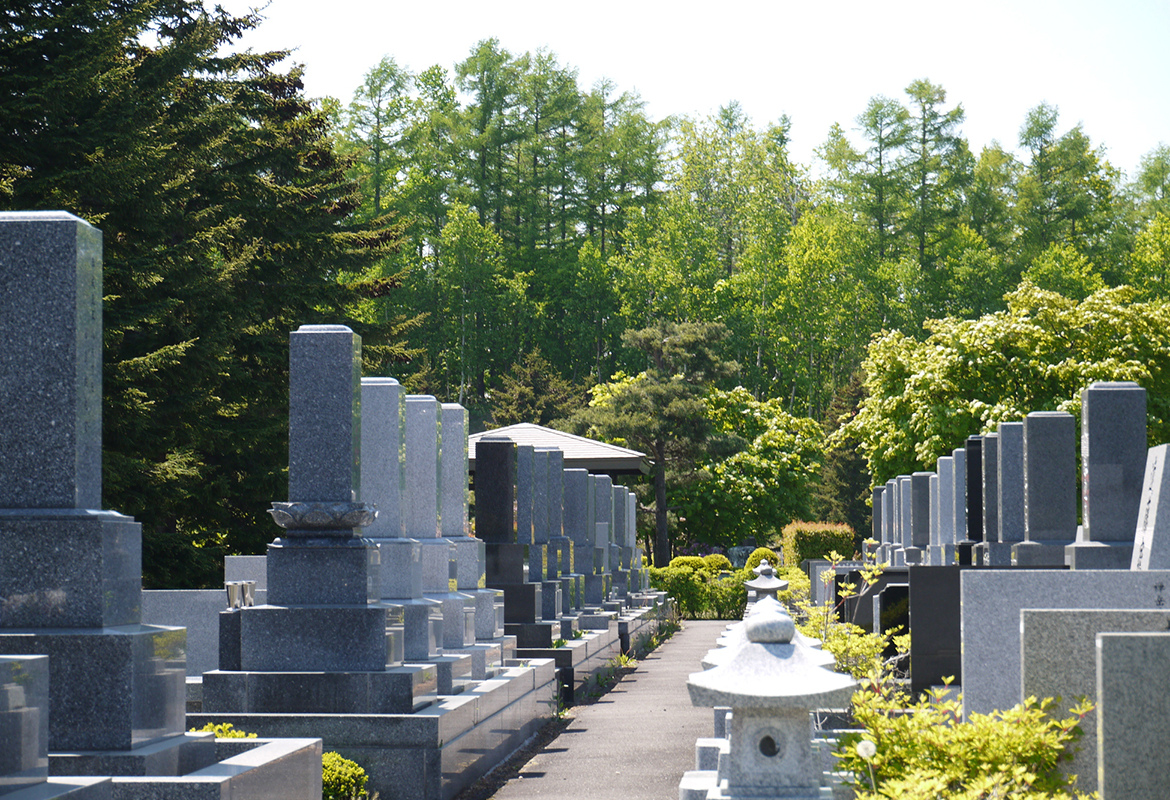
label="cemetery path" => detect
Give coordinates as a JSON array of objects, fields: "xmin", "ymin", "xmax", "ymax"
[{"xmin": 488, "ymin": 619, "xmax": 726, "ymax": 800}]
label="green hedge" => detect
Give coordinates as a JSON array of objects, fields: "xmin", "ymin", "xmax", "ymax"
[
  {"xmin": 744, "ymin": 546, "xmax": 782, "ymax": 573},
  {"xmin": 781, "ymin": 521, "xmax": 854, "ymax": 565}
]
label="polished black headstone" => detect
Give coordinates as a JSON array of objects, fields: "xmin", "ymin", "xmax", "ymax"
[{"xmin": 475, "ymin": 436, "xmax": 515, "ymax": 544}]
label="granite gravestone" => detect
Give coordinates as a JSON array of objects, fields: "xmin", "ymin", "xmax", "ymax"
[
  {"xmin": 1096, "ymin": 631, "xmax": 1170, "ymax": 800},
  {"xmin": 0, "ymin": 212, "xmax": 200, "ymax": 772},
  {"xmin": 1067, "ymin": 382, "xmax": 1147, "ymax": 569},
  {"xmin": 205, "ymin": 326, "xmax": 438, "ymax": 714},
  {"xmin": 360, "ymin": 378, "xmax": 440, "ymax": 662},
  {"xmin": 978, "ymin": 432, "xmax": 1011, "ymax": 565},
  {"xmin": 1013, "ymin": 412, "xmax": 1078, "ymax": 566},
  {"xmin": 1132, "ymin": 444, "xmax": 1170, "ymax": 569},
  {"xmin": 958, "ymin": 436, "xmax": 983, "ymax": 564},
  {"xmin": 1020, "ymin": 608, "xmax": 1170, "ymax": 795},
  {"xmin": 960, "ymin": 568, "xmax": 1170, "ymax": 718},
  {"xmin": 997, "ymin": 421, "xmax": 1025, "ymax": 554},
  {"xmin": 476, "ymin": 437, "xmax": 555, "ymax": 648}
]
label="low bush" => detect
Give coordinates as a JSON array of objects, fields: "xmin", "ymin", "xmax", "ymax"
[
  {"xmin": 781, "ymin": 521, "xmax": 854, "ymax": 565},
  {"xmin": 836, "ymin": 677, "xmax": 1094, "ymax": 799},
  {"xmin": 667, "ymin": 555, "xmax": 709, "ymax": 572},
  {"xmin": 191, "ymin": 722, "xmax": 255, "ymax": 738},
  {"xmin": 744, "ymin": 546, "xmax": 782, "ymax": 573},
  {"xmin": 702, "ymin": 553, "xmax": 733, "ymax": 573},
  {"xmin": 322, "ymin": 751, "xmax": 369, "ymax": 800}
]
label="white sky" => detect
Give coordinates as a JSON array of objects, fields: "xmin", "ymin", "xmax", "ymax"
[{"xmin": 218, "ymin": 0, "xmax": 1169, "ymax": 178}]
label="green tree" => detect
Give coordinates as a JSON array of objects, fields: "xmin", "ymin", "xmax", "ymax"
[
  {"xmin": 566, "ymin": 320, "xmax": 738, "ymax": 566},
  {"xmin": 345, "ymin": 56, "xmax": 412, "ymax": 218},
  {"xmin": 839, "ymin": 282, "xmax": 1170, "ymax": 486},
  {"xmin": 0, "ymin": 0, "xmax": 404, "ymax": 585},
  {"xmin": 490, "ymin": 350, "xmax": 586, "ymax": 427},
  {"xmin": 677, "ymin": 387, "xmax": 823, "ymax": 551}
]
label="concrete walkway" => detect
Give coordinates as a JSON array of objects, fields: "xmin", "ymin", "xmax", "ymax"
[{"xmin": 489, "ymin": 618, "xmax": 728, "ymax": 800}]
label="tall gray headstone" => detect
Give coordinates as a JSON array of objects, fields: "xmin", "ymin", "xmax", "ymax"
[
  {"xmin": 871, "ymin": 487, "xmax": 884, "ymax": 548},
  {"xmin": 1132, "ymin": 444, "xmax": 1170, "ymax": 569},
  {"xmin": 0, "ymin": 213, "xmax": 191, "ymax": 760},
  {"xmin": 936, "ymin": 455, "xmax": 956, "ymax": 565},
  {"xmin": 997, "ymin": 421, "xmax": 1025, "ymax": 544},
  {"xmin": 1067, "ymin": 381, "xmax": 1147, "ymax": 569},
  {"xmin": 360, "ymin": 378, "xmax": 405, "ymax": 539},
  {"xmin": 1096, "ymin": 631, "xmax": 1170, "ymax": 800},
  {"xmin": 440, "ymin": 403, "xmax": 469, "ymax": 539},
  {"xmin": 906, "ymin": 472, "xmax": 931, "ymax": 563},
  {"xmin": 952, "ymin": 447, "xmax": 967, "ymax": 545},
  {"xmin": 516, "ymin": 444, "xmax": 535, "ymax": 545},
  {"xmin": 1013, "ymin": 411, "xmax": 1077, "ymax": 566},
  {"xmin": 404, "ymin": 395, "xmax": 440, "ymax": 540},
  {"xmin": 978, "ymin": 432, "xmax": 1010, "ymax": 565}
]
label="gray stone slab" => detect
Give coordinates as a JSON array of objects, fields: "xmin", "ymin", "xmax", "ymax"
[
  {"xmin": 899, "ymin": 476, "xmax": 912, "ymax": 546},
  {"xmin": 929, "ymin": 474, "xmax": 940, "ymax": 547},
  {"xmin": 964, "ymin": 436, "xmax": 983, "ymax": 544},
  {"xmin": 1021, "ymin": 608, "xmax": 1170, "ymax": 796},
  {"xmin": 516, "ymin": 444, "xmax": 535, "ymax": 545},
  {"xmin": 440, "ymin": 404, "xmax": 469, "ymax": 539},
  {"xmin": 287, "ymin": 325, "xmax": 361, "ymax": 504},
  {"xmin": 960, "ymin": 569, "xmax": 1170, "ymax": 718},
  {"xmin": 238, "ymin": 605, "xmax": 389, "ymax": 672},
  {"xmin": 0, "ymin": 212, "xmax": 103, "ymax": 511},
  {"xmin": 266, "ymin": 539, "xmax": 379, "ymax": 605},
  {"xmin": 1096, "ymin": 632, "xmax": 1170, "ymax": 800},
  {"xmin": 910, "ymin": 472, "xmax": 931, "ymax": 547},
  {"xmin": 224, "ymin": 556, "xmax": 268, "ymax": 591},
  {"xmin": 1132, "ymin": 444, "xmax": 1170, "ymax": 569},
  {"xmin": 404, "ymin": 395, "xmax": 440, "ymax": 539},
  {"xmin": 562, "ymin": 469, "xmax": 590, "ymax": 547},
  {"xmin": 997, "ymin": 421, "xmax": 1025, "ymax": 543},
  {"xmin": 141, "ymin": 590, "xmax": 226, "ymax": 677},
  {"xmin": 532, "ymin": 449, "xmax": 550, "ymax": 543},
  {"xmin": 982, "ymin": 432, "xmax": 999, "ymax": 542},
  {"xmin": 547, "ymin": 450, "xmax": 564, "ymax": 542},
  {"xmin": 594, "ymin": 475, "xmax": 613, "ymax": 533},
  {"xmin": 1022, "ymin": 411, "xmax": 1077, "ymax": 542},
  {"xmin": 360, "ymin": 378, "xmax": 405, "ymax": 539},
  {"xmin": 872, "ymin": 487, "xmax": 884, "ymax": 544},
  {"xmin": 938, "ymin": 456, "xmax": 955, "ymax": 544},
  {"xmin": 952, "ymin": 448, "xmax": 967, "ymax": 543},
  {"xmin": 1081, "ymin": 381, "xmax": 1146, "ymax": 543}
]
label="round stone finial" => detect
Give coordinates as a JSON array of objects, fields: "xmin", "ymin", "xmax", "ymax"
[{"xmin": 745, "ymin": 604, "xmax": 795, "ymax": 644}]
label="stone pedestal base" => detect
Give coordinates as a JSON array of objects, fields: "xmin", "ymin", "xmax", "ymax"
[
  {"xmin": 238, "ymin": 605, "xmax": 389, "ymax": 672},
  {"xmin": 504, "ymin": 621, "xmax": 556, "ymax": 649},
  {"xmin": 266, "ymin": 539, "xmax": 379, "ymax": 605},
  {"xmin": 540, "ymin": 581, "xmax": 562, "ymax": 621},
  {"xmin": 202, "ymin": 665, "xmax": 438, "ymax": 714},
  {"xmin": 49, "ymin": 732, "xmax": 215, "ymax": 778},
  {"xmin": 584, "ymin": 574, "xmax": 611, "ymax": 605},
  {"xmin": 977, "ymin": 542, "xmax": 1014, "ymax": 566},
  {"xmin": 1013, "ymin": 541, "xmax": 1073, "ymax": 566},
  {"xmin": 0, "ymin": 626, "xmax": 186, "ymax": 752},
  {"xmin": 470, "ymin": 588, "xmax": 504, "ymax": 640},
  {"xmin": 1065, "ymin": 540, "xmax": 1135, "ymax": 569},
  {"xmin": 429, "ymin": 592, "xmax": 475, "ymax": 650}
]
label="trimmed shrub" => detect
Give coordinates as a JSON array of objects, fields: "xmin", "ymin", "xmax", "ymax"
[
  {"xmin": 781, "ymin": 521, "xmax": 854, "ymax": 566},
  {"xmin": 744, "ymin": 546, "xmax": 782, "ymax": 573},
  {"xmin": 668, "ymin": 555, "xmax": 708, "ymax": 572},
  {"xmin": 702, "ymin": 553, "xmax": 733, "ymax": 573},
  {"xmin": 322, "ymin": 751, "xmax": 368, "ymax": 800},
  {"xmin": 191, "ymin": 722, "xmax": 255, "ymax": 738}
]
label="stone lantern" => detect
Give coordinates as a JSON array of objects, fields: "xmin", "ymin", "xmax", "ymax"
[
  {"xmin": 745, "ymin": 560, "xmax": 787, "ymax": 602},
  {"xmin": 687, "ymin": 602, "xmax": 856, "ymax": 799}
]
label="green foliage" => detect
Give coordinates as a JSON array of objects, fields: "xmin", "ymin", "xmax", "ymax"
[
  {"xmin": 191, "ymin": 722, "xmax": 255, "ymax": 739},
  {"xmin": 647, "ymin": 564, "xmax": 747, "ymax": 620},
  {"xmin": 702, "ymin": 553, "xmax": 733, "ymax": 572},
  {"xmin": 781, "ymin": 521, "xmax": 856, "ymax": 565},
  {"xmin": 841, "ymin": 281, "xmax": 1170, "ymax": 485},
  {"xmin": 836, "ymin": 679, "xmax": 1094, "ymax": 799},
  {"xmin": 668, "ymin": 556, "xmax": 709, "ymax": 572},
  {"xmin": 677, "ymin": 387, "xmax": 824, "ymax": 552},
  {"xmin": 490, "ymin": 350, "xmax": 587, "ymax": 427},
  {"xmin": 566, "ymin": 319, "xmax": 738, "ymax": 565},
  {"xmin": 322, "ymin": 751, "xmax": 369, "ymax": 800},
  {"xmin": 743, "ymin": 547, "xmax": 782, "ymax": 573}
]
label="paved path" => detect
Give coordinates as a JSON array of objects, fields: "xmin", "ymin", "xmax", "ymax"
[{"xmin": 490, "ymin": 619, "xmax": 728, "ymax": 800}]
